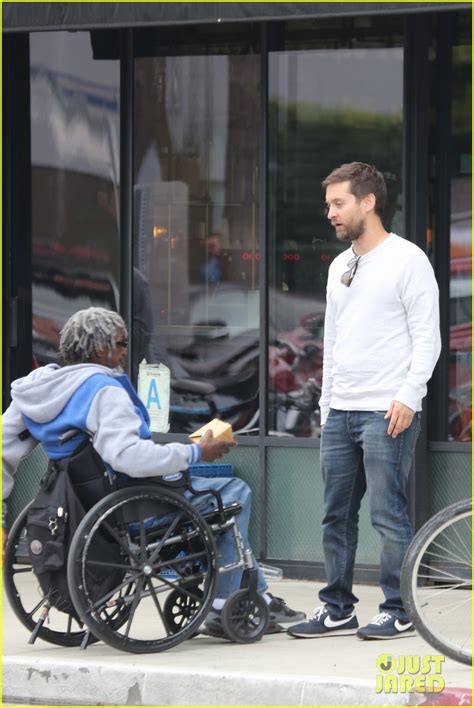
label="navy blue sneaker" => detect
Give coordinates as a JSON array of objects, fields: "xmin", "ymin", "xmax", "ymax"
[
  {"xmin": 356, "ymin": 612, "xmax": 414, "ymax": 640},
  {"xmin": 287, "ymin": 606, "xmax": 358, "ymax": 638}
]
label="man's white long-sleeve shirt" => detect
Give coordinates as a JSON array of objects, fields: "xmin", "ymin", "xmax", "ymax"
[{"xmin": 319, "ymin": 233, "xmax": 441, "ymax": 425}]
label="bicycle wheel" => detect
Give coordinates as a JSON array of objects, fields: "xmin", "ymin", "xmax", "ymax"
[{"xmin": 401, "ymin": 499, "xmax": 472, "ymax": 666}]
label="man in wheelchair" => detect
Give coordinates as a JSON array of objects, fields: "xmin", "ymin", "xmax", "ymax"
[{"xmin": 3, "ymin": 307, "xmax": 305, "ymax": 648}]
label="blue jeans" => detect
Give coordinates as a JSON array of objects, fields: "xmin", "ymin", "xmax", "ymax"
[
  {"xmin": 319, "ymin": 409, "xmax": 421, "ymax": 621},
  {"xmin": 185, "ymin": 476, "xmax": 267, "ymax": 599}
]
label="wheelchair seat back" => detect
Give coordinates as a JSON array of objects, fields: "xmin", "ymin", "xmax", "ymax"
[{"xmin": 56, "ymin": 438, "xmax": 114, "ymax": 512}]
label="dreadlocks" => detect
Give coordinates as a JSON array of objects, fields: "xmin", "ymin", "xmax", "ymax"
[{"xmin": 58, "ymin": 308, "xmax": 128, "ymax": 365}]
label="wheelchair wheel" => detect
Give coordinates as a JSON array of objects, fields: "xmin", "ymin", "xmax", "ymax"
[
  {"xmin": 221, "ymin": 589, "xmax": 269, "ymax": 643},
  {"xmin": 401, "ymin": 499, "xmax": 472, "ymax": 666},
  {"xmin": 3, "ymin": 503, "xmax": 98, "ymax": 647},
  {"xmin": 163, "ymin": 586, "xmax": 203, "ymax": 634},
  {"xmin": 67, "ymin": 485, "xmax": 218, "ymax": 653}
]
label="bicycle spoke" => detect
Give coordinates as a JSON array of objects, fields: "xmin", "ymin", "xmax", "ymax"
[
  {"xmin": 423, "ymin": 541, "xmax": 471, "ymax": 567},
  {"xmin": 417, "ymin": 560, "xmax": 468, "ymax": 584},
  {"xmin": 416, "ymin": 577, "xmax": 471, "ymax": 588},
  {"xmin": 420, "ymin": 591, "xmax": 472, "ymax": 613},
  {"xmin": 444, "ymin": 521, "xmax": 471, "ymax": 560}
]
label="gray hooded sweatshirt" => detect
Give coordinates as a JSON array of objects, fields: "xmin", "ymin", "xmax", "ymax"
[{"xmin": 2, "ymin": 363, "xmax": 200, "ymax": 522}]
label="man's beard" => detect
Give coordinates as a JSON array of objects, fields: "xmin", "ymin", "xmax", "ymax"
[{"xmin": 336, "ymin": 217, "xmax": 365, "ymax": 242}]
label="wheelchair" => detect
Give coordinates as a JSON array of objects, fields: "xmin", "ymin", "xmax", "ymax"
[{"xmin": 4, "ymin": 432, "xmax": 269, "ymax": 654}]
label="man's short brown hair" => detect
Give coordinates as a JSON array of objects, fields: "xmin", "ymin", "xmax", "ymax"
[{"xmin": 322, "ymin": 162, "xmax": 387, "ymax": 218}]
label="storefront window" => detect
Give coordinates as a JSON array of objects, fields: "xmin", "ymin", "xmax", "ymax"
[
  {"xmin": 448, "ymin": 44, "xmax": 471, "ymax": 442},
  {"xmin": 30, "ymin": 32, "xmax": 120, "ymax": 367},
  {"xmin": 133, "ymin": 29, "xmax": 260, "ymax": 434},
  {"xmin": 267, "ymin": 18, "xmax": 404, "ymax": 437}
]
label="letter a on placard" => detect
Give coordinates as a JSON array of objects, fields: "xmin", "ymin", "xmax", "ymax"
[{"xmin": 147, "ymin": 378, "xmax": 161, "ymax": 410}]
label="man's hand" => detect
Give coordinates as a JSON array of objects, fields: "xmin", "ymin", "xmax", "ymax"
[
  {"xmin": 384, "ymin": 401, "xmax": 415, "ymax": 438},
  {"xmin": 3, "ymin": 528, "xmax": 8, "ymax": 563},
  {"xmin": 199, "ymin": 429, "xmax": 236, "ymax": 462}
]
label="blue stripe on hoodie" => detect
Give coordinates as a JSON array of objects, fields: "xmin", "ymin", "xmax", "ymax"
[{"xmin": 22, "ymin": 373, "xmax": 152, "ymax": 459}]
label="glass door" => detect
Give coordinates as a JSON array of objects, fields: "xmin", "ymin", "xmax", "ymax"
[
  {"xmin": 133, "ymin": 25, "xmax": 261, "ymax": 434},
  {"xmin": 267, "ymin": 16, "xmax": 404, "ymax": 437}
]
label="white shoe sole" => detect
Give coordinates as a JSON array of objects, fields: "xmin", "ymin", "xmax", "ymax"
[
  {"xmin": 357, "ymin": 631, "xmax": 415, "ymax": 640},
  {"xmin": 288, "ymin": 627, "xmax": 358, "ymax": 638}
]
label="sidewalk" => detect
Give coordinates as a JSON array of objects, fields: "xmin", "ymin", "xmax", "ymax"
[{"xmin": 3, "ymin": 579, "xmax": 471, "ymax": 707}]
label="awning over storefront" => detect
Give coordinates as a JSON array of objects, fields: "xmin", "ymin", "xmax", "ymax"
[{"xmin": 3, "ymin": 1, "xmax": 471, "ymax": 33}]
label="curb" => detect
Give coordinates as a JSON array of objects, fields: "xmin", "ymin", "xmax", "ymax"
[{"xmin": 3, "ymin": 656, "xmax": 413, "ymax": 706}]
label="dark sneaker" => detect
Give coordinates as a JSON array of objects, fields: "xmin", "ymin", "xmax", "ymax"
[
  {"xmin": 202, "ymin": 594, "xmax": 306, "ymax": 638},
  {"xmin": 202, "ymin": 607, "xmax": 283, "ymax": 638},
  {"xmin": 287, "ymin": 606, "xmax": 358, "ymax": 638},
  {"xmin": 268, "ymin": 594, "xmax": 306, "ymax": 629},
  {"xmin": 201, "ymin": 610, "xmax": 227, "ymax": 638},
  {"xmin": 356, "ymin": 612, "xmax": 415, "ymax": 640}
]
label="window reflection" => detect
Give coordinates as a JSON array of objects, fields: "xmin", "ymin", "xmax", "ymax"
[
  {"xmin": 30, "ymin": 33, "xmax": 120, "ymax": 367},
  {"xmin": 268, "ymin": 22, "xmax": 403, "ymax": 437},
  {"xmin": 448, "ymin": 45, "xmax": 471, "ymax": 442},
  {"xmin": 134, "ymin": 49, "xmax": 260, "ymax": 434}
]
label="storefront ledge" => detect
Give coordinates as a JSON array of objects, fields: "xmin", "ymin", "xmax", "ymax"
[{"xmin": 3, "ymin": 655, "xmax": 418, "ymax": 707}]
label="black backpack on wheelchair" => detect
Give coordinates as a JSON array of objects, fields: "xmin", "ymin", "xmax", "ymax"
[{"xmin": 26, "ymin": 437, "xmax": 123, "ymax": 617}]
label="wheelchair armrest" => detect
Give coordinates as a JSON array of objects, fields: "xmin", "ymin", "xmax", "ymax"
[
  {"xmin": 201, "ymin": 501, "xmax": 242, "ymax": 525},
  {"xmin": 185, "ymin": 472, "xmax": 227, "ymax": 524}
]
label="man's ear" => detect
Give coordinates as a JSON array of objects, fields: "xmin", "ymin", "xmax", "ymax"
[
  {"xmin": 89, "ymin": 348, "xmax": 108, "ymax": 366},
  {"xmin": 362, "ymin": 192, "xmax": 376, "ymax": 213}
]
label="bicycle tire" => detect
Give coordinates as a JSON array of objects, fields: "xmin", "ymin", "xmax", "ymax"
[{"xmin": 401, "ymin": 499, "xmax": 472, "ymax": 666}]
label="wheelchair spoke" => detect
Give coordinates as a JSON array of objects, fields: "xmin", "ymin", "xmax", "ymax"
[
  {"xmin": 101, "ymin": 518, "xmax": 139, "ymax": 562},
  {"xmin": 26, "ymin": 594, "xmax": 49, "ymax": 620},
  {"xmin": 66, "ymin": 614, "xmax": 74, "ymax": 633},
  {"xmin": 123, "ymin": 576, "xmax": 146, "ymax": 639},
  {"xmin": 153, "ymin": 573, "xmax": 204, "ymax": 602},
  {"xmin": 88, "ymin": 572, "xmax": 141, "ymax": 612},
  {"xmin": 138, "ymin": 506, "xmax": 148, "ymax": 560},
  {"xmin": 148, "ymin": 512, "xmax": 184, "ymax": 566},
  {"xmin": 146, "ymin": 578, "xmax": 170, "ymax": 636},
  {"xmin": 84, "ymin": 559, "xmax": 134, "ymax": 572},
  {"xmin": 12, "ymin": 566, "xmax": 33, "ymax": 574},
  {"xmin": 168, "ymin": 581, "xmax": 204, "ymax": 603},
  {"xmin": 151, "ymin": 548, "xmax": 208, "ymax": 574}
]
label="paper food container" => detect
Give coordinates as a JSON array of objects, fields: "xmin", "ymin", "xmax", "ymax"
[{"xmin": 188, "ymin": 419, "xmax": 234, "ymax": 443}]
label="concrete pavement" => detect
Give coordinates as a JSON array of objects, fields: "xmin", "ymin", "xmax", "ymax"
[{"xmin": 3, "ymin": 579, "xmax": 472, "ymax": 706}]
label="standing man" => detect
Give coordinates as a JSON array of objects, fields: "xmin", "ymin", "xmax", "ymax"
[{"xmin": 288, "ymin": 162, "xmax": 441, "ymax": 640}]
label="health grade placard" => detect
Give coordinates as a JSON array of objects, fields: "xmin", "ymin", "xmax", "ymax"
[{"xmin": 137, "ymin": 360, "xmax": 170, "ymax": 433}]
